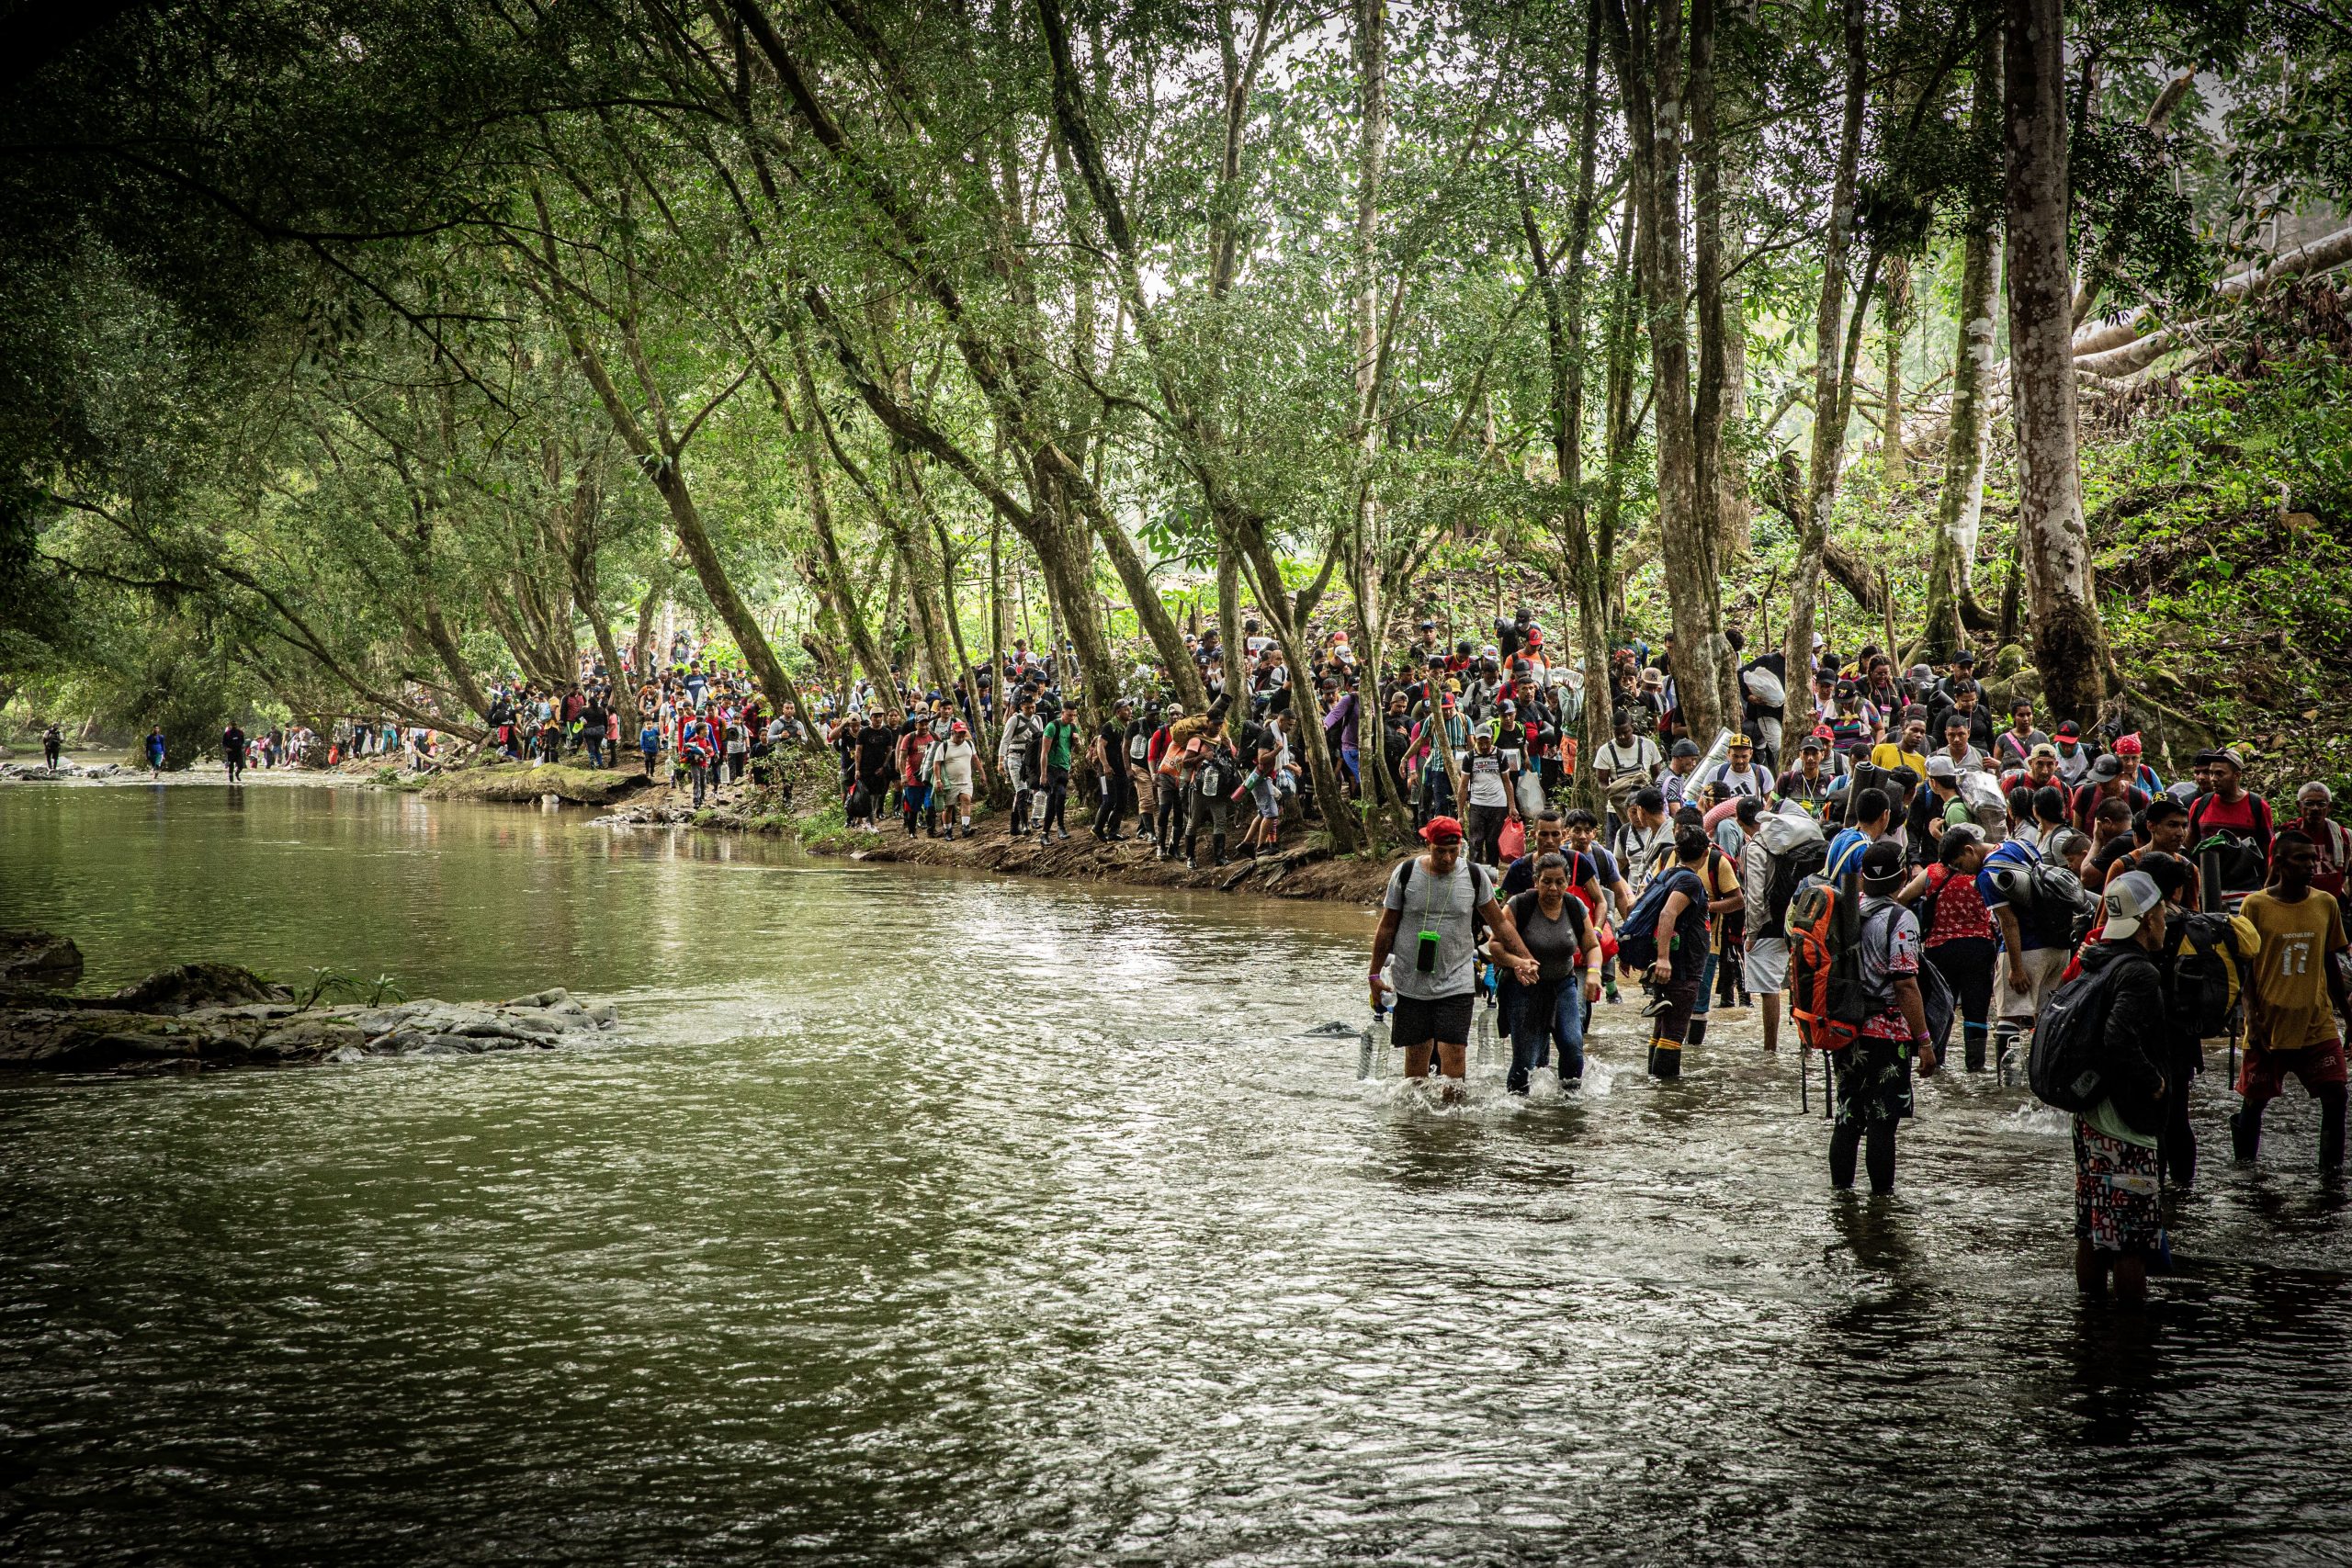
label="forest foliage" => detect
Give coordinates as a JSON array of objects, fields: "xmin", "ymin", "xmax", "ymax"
[{"xmin": 4, "ymin": 0, "xmax": 2350, "ymax": 812}]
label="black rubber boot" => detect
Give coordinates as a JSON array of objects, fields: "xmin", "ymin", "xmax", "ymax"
[
  {"xmin": 2233, "ymin": 1101, "xmax": 2265, "ymax": 1163},
  {"xmin": 1963, "ymin": 1029, "xmax": 1987, "ymax": 1074},
  {"xmin": 1647, "ymin": 1037, "xmax": 1682, "ymax": 1080},
  {"xmin": 1686, "ymin": 1019, "xmax": 1708, "ymax": 1048}
]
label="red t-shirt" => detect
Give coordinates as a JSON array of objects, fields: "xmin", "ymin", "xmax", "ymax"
[{"xmin": 1922, "ymin": 863, "xmax": 1998, "ymax": 946}]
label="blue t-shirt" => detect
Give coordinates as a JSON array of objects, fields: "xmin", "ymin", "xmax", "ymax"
[
  {"xmin": 1976, "ymin": 838, "xmax": 2053, "ymax": 951},
  {"xmin": 1825, "ymin": 827, "xmax": 1871, "ymax": 881}
]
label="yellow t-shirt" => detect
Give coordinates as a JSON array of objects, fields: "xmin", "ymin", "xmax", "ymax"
[
  {"xmin": 1871, "ymin": 743, "xmax": 1927, "ymax": 777},
  {"xmin": 2239, "ymin": 888, "xmax": 2348, "ymax": 1051}
]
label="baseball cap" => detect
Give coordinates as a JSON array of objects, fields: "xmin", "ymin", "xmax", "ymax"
[
  {"xmin": 2030, "ymin": 742, "xmax": 2059, "ymax": 761},
  {"xmin": 1952, "ymin": 648, "xmax": 1978, "ymax": 665},
  {"xmin": 1419, "ymin": 815, "xmax": 1464, "ymax": 844},
  {"xmin": 1860, "ymin": 840, "xmax": 1905, "ymax": 884},
  {"xmin": 2090, "ymin": 754, "xmax": 2123, "ymax": 782},
  {"xmin": 2055, "ymin": 720, "xmax": 2080, "ymax": 739},
  {"xmin": 1727, "ymin": 733, "xmax": 1753, "ymax": 749},
  {"xmin": 1800, "ymin": 733, "xmax": 1826, "ymax": 752},
  {"xmin": 2102, "ymin": 870, "xmax": 2164, "ymax": 941},
  {"xmin": 2211, "ymin": 747, "xmax": 2245, "ymax": 771},
  {"xmin": 950, "ymin": 719, "xmax": 968, "ymax": 734},
  {"xmin": 1927, "ymin": 755, "xmax": 1958, "ymax": 780}
]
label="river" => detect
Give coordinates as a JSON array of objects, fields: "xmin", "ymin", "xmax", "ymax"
[{"xmin": 2, "ymin": 781, "xmax": 2348, "ymax": 1564}]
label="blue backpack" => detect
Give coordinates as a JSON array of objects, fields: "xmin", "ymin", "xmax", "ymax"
[{"xmin": 1615, "ymin": 871, "xmax": 1690, "ymax": 971}]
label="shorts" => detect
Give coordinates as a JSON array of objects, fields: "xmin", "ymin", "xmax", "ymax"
[
  {"xmin": 1997, "ymin": 945, "xmax": 2069, "ymax": 1023},
  {"xmin": 2237, "ymin": 1036, "xmax": 2349, "ymax": 1100},
  {"xmin": 2074, "ymin": 1119, "xmax": 2160, "ymax": 1255},
  {"xmin": 1832, "ymin": 1039, "xmax": 1915, "ymax": 1129},
  {"xmin": 1744, "ymin": 936, "xmax": 1789, "ymax": 996},
  {"xmin": 1391, "ymin": 992, "xmax": 1476, "ymax": 1049}
]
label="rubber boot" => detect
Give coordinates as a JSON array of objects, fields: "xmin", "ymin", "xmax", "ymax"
[
  {"xmin": 1963, "ymin": 1025, "xmax": 1988, "ymax": 1074},
  {"xmin": 1686, "ymin": 1019, "xmax": 1708, "ymax": 1049},
  {"xmin": 1213, "ymin": 833, "xmax": 1228, "ymax": 866},
  {"xmin": 2232, "ymin": 1100, "xmax": 2265, "ymax": 1163},
  {"xmin": 1647, "ymin": 1035, "xmax": 1682, "ymax": 1080}
]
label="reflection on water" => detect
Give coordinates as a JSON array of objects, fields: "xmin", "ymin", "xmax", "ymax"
[{"xmin": 0, "ymin": 783, "xmax": 2347, "ymax": 1564}]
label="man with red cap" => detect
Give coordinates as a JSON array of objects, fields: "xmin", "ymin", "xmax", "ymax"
[
  {"xmin": 927, "ymin": 717, "xmax": 983, "ymax": 840},
  {"xmin": 1371, "ymin": 816, "xmax": 1540, "ymax": 1095}
]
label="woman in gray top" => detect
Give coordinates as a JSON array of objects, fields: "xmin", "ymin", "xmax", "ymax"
[{"xmin": 1503, "ymin": 853, "xmax": 1604, "ymax": 1091}]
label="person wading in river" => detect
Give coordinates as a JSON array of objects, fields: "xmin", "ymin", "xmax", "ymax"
[
  {"xmin": 1370, "ymin": 816, "xmax": 1539, "ymax": 1100},
  {"xmin": 1829, "ymin": 840, "xmax": 1940, "ymax": 1194},
  {"xmin": 1504, "ymin": 852, "xmax": 1604, "ymax": 1091}
]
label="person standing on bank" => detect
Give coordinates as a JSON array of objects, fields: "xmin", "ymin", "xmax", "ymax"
[{"xmin": 1371, "ymin": 816, "xmax": 1540, "ymax": 1099}]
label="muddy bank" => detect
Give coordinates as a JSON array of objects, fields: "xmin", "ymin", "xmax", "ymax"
[
  {"xmin": 415, "ymin": 760, "xmax": 649, "ymax": 807},
  {"xmin": 592, "ymin": 788, "xmax": 1396, "ymax": 904},
  {"xmin": 0, "ymin": 931, "xmax": 621, "ymax": 1076}
]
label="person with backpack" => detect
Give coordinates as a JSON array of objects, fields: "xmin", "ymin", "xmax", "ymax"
[
  {"xmin": 1503, "ymin": 852, "xmax": 1604, "ymax": 1092},
  {"xmin": 2069, "ymin": 754, "xmax": 2151, "ymax": 838},
  {"xmin": 1037, "ymin": 701, "xmax": 1080, "ymax": 842},
  {"xmin": 1565, "ymin": 808, "xmax": 1634, "ymax": 1005},
  {"xmin": 1673, "ymin": 805, "xmax": 1744, "ymax": 1049},
  {"xmin": 1897, "ymin": 824, "xmax": 2000, "ymax": 1072},
  {"xmin": 1980, "ymin": 830, "xmax": 2078, "ymax": 1079},
  {"xmin": 1184, "ymin": 729, "xmax": 1238, "ymax": 869},
  {"xmin": 2188, "ymin": 748, "xmax": 2275, "ymax": 909},
  {"xmin": 1370, "ymin": 816, "xmax": 1540, "ymax": 1097},
  {"xmin": 1824, "ymin": 787, "xmax": 1892, "ymax": 880},
  {"xmin": 2231, "ymin": 830, "xmax": 2352, "ymax": 1176},
  {"xmin": 1819, "ymin": 841, "xmax": 1941, "ymax": 1194},
  {"xmin": 2052, "ymin": 872, "xmax": 2173, "ymax": 1305},
  {"xmin": 1625, "ymin": 824, "xmax": 1718, "ymax": 1079},
  {"xmin": 1593, "ymin": 709, "xmax": 1661, "ymax": 838},
  {"xmin": 1614, "ymin": 786, "xmax": 1675, "ymax": 896},
  {"xmin": 1740, "ymin": 800, "xmax": 1824, "ymax": 1054},
  {"xmin": 2294, "ymin": 782, "xmax": 2348, "ymax": 900}
]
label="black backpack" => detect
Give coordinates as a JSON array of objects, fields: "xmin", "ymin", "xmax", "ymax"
[
  {"xmin": 2163, "ymin": 910, "xmax": 2250, "ymax": 1042},
  {"xmin": 2028, "ymin": 954, "xmax": 2145, "ymax": 1112},
  {"xmin": 1762, "ymin": 837, "xmax": 1828, "ymax": 939}
]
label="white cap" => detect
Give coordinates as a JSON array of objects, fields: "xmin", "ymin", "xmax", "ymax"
[{"xmin": 2102, "ymin": 870, "xmax": 2164, "ymax": 941}]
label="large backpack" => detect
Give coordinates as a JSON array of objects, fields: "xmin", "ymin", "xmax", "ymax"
[
  {"xmin": 2027, "ymin": 954, "xmax": 2146, "ymax": 1112},
  {"xmin": 1987, "ymin": 855, "xmax": 2096, "ymax": 946},
  {"xmin": 2189, "ymin": 829, "xmax": 2269, "ymax": 908},
  {"xmin": 1615, "ymin": 868, "xmax": 1690, "ymax": 972},
  {"xmin": 1788, "ymin": 874, "xmax": 1877, "ymax": 1051},
  {"xmin": 2162, "ymin": 909, "xmax": 2258, "ymax": 1041},
  {"xmin": 1761, "ymin": 836, "xmax": 1828, "ymax": 940}
]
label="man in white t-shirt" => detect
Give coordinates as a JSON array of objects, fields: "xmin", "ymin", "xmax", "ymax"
[
  {"xmin": 929, "ymin": 720, "xmax": 983, "ymax": 840},
  {"xmin": 1594, "ymin": 710, "xmax": 1662, "ymax": 836}
]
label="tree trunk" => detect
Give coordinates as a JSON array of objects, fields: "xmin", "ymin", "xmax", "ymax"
[
  {"xmin": 1921, "ymin": 32, "xmax": 2003, "ymax": 660},
  {"xmin": 1607, "ymin": 0, "xmax": 1728, "ymax": 747},
  {"xmin": 2004, "ymin": 0, "xmax": 2108, "ymax": 724},
  {"xmin": 1781, "ymin": 0, "xmax": 1866, "ymax": 691},
  {"xmin": 1689, "ymin": 0, "xmax": 1740, "ymax": 731},
  {"xmin": 1882, "ymin": 254, "xmax": 1909, "ymax": 487},
  {"xmin": 628, "ymin": 562, "xmax": 669, "ymax": 694}
]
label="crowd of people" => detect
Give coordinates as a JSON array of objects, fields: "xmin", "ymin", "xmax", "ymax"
[{"xmin": 1352, "ymin": 623, "xmax": 2347, "ymax": 1307}]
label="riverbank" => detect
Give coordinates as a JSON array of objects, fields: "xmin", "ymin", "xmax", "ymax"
[
  {"xmin": 2, "ymin": 752, "xmax": 1400, "ymax": 907},
  {"xmin": 592, "ymin": 782, "xmax": 1396, "ymax": 905}
]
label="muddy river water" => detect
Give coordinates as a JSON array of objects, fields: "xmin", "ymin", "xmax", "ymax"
[{"xmin": 2, "ymin": 782, "xmax": 2348, "ymax": 1564}]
